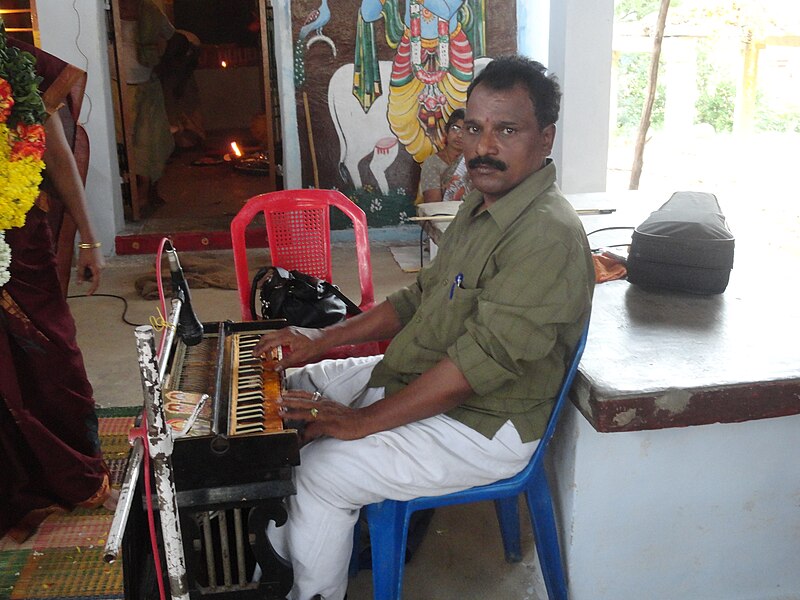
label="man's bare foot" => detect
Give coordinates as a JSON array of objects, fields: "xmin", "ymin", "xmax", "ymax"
[{"xmin": 103, "ymin": 488, "xmax": 120, "ymax": 511}]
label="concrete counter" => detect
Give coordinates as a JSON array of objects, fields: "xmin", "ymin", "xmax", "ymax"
[{"xmin": 552, "ymin": 191, "xmax": 800, "ymax": 600}]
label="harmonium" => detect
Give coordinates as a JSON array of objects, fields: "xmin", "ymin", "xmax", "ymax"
[{"xmin": 122, "ymin": 320, "xmax": 299, "ymax": 600}]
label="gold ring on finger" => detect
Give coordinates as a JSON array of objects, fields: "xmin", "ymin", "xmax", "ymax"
[{"xmin": 310, "ymin": 407, "xmax": 319, "ymax": 419}]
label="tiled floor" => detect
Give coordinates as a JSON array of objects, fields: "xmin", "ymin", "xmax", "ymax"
[{"xmin": 65, "ymin": 243, "xmax": 547, "ymax": 600}]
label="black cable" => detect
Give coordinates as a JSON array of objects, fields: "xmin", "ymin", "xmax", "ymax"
[
  {"xmin": 71, "ymin": 0, "xmax": 93, "ymax": 124},
  {"xmin": 585, "ymin": 226, "xmax": 636, "ymax": 237},
  {"xmin": 67, "ymin": 293, "xmax": 145, "ymax": 327},
  {"xmin": 586, "ymin": 227, "xmax": 636, "ymax": 254}
]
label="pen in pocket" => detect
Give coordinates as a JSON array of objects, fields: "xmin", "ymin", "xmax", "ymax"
[{"xmin": 449, "ymin": 272, "xmax": 464, "ymax": 300}]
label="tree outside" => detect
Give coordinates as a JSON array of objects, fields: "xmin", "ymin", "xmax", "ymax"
[{"xmin": 609, "ymin": 0, "xmax": 800, "ymax": 257}]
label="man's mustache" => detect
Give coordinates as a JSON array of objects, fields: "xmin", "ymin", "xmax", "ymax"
[{"xmin": 467, "ymin": 156, "xmax": 508, "ymax": 171}]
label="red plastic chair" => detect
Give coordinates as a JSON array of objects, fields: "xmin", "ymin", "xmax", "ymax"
[{"xmin": 231, "ymin": 189, "xmax": 379, "ymax": 358}]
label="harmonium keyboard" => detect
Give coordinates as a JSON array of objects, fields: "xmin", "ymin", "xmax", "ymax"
[
  {"xmin": 161, "ymin": 320, "xmax": 300, "ymax": 504},
  {"xmin": 121, "ymin": 320, "xmax": 299, "ymax": 600}
]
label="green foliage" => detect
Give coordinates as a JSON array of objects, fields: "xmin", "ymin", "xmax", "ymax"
[
  {"xmin": 693, "ymin": 44, "xmax": 735, "ymax": 132},
  {"xmin": 0, "ymin": 23, "xmax": 47, "ymax": 127},
  {"xmin": 755, "ymin": 103, "xmax": 800, "ymax": 134},
  {"xmin": 615, "ymin": 0, "xmax": 681, "ymax": 21},
  {"xmin": 695, "ymin": 80, "xmax": 735, "ymax": 132},
  {"xmin": 615, "ymin": 0, "xmax": 659, "ymax": 21},
  {"xmin": 615, "ymin": 52, "xmax": 666, "ymax": 132}
]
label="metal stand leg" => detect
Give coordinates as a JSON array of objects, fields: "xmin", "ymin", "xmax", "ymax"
[{"xmin": 135, "ymin": 325, "xmax": 190, "ymax": 600}]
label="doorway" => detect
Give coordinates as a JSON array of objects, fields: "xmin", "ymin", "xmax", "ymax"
[{"xmin": 108, "ymin": 0, "xmax": 282, "ymax": 238}]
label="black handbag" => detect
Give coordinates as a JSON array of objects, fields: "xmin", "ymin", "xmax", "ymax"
[{"xmin": 250, "ymin": 266, "xmax": 361, "ymax": 327}]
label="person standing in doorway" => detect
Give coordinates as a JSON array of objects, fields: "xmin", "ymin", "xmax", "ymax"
[{"xmin": 119, "ymin": 0, "xmax": 175, "ymax": 214}]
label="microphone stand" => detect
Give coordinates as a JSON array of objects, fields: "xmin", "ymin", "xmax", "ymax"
[{"xmin": 164, "ymin": 241, "xmax": 204, "ymax": 346}]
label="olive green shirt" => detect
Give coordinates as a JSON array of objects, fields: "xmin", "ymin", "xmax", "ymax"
[{"xmin": 369, "ymin": 161, "xmax": 594, "ymax": 442}]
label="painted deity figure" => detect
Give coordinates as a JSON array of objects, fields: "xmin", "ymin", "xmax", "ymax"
[{"xmin": 355, "ymin": 0, "xmax": 485, "ymax": 163}]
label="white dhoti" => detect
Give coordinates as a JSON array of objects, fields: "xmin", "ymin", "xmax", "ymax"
[{"xmin": 268, "ymin": 356, "xmax": 538, "ymax": 600}]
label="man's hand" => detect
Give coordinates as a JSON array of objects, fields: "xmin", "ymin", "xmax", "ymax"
[
  {"xmin": 253, "ymin": 326, "xmax": 331, "ymax": 370},
  {"xmin": 280, "ymin": 357, "xmax": 475, "ymax": 446},
  {"xmin": 253, "ymin": 300, "xmax": 405, "ymax": 370},
  {"xmin": 279, "ymin": 389, "xmax": 369, "ymax": 443}
]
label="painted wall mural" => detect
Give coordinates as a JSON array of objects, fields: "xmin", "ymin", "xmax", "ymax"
[{"xmin": 292, "ymin": 0, "xmax": 516, "ymax": 227}]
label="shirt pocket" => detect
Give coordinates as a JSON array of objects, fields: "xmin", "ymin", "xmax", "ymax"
[{"xmin": 420, "ymin": 286, "xmax": 483, "ymax": 350}]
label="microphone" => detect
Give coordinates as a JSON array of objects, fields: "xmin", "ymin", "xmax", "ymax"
[{"xmin": 164, "ymin": 241, "xmax": 204, "ymax": 346}]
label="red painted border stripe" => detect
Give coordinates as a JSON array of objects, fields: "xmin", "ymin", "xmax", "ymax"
[{"xmin": 115, "ymin": 228, "xmax": 267, "ymax": 255}]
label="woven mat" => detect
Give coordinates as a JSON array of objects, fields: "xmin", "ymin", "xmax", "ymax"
[
  {"xmin": 134, "ymin": 252, "xmax": 240, "ymax": 299},
  {"xmin": 0, "ymin": 407, "xmax": 140, "ymax": 600}
]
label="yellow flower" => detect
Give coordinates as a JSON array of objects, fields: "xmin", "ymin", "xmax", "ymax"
[
  {"xmin": 0, "ymin": 122, "xmax": 44, "ymax": 230},
  {"xmin": 1, "ymin": 23, "xmax": 47, "ymax": 287}
]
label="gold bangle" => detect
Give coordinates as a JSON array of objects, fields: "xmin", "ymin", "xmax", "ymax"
[{"xmin": 78, "ymin": 241, "xmax": 102, "ymax": 249}]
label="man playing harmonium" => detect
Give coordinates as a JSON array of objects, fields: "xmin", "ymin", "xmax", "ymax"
[{"xmin": 254, "ymin": 55, "xmax": 594, "ymax": 600}]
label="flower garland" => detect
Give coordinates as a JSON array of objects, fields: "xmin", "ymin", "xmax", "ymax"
[{"xmin": 0, "ymin": 21, "xmax": 47, "ymax": 287}]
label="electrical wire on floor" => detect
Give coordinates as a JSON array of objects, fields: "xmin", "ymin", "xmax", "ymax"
[{"xmin": 66, "ymin": 293, "xmax": 145, "ymax": 327}]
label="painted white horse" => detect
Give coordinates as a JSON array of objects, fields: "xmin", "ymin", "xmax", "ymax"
[
  {"xmin": 327, "ymin": 61, "xmax": 397, "ymax": 194},
  {"xmin": 327, "ymin": 58, "xmax": 491, "ymax": 195}
]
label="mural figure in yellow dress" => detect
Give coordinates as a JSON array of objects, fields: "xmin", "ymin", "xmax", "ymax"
[{"xmin": 355, "ymin": 0, "xmax": 486, "ymax": 164}]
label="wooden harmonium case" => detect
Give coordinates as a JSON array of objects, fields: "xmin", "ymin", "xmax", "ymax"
[{"xmin": 161, "ymin": 320, "xmax": 299, "ymax": 497}]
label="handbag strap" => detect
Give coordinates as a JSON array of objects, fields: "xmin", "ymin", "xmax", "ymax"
[
  {"xmin": 321, "ymin": 282, "xmax": 362, "ymax": 316},
  {"xmin": 288, "ymin": 269, "xmax": 361, "ymax": 316},
  {"xmin": 250, "ymin": 266, "xmax": 271, "ymax": 320}
]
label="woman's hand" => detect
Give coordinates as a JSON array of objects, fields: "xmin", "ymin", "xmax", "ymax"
[
  {"xmin": 77, "ymin": 246, "xmax": 105, "ymax": 295},
  {"xmin": 279, "ymin": 389, "xmax": 370, "ymax": 443},
  {"xmin": 253, "ymin": 326, "xmax": 332, "ymax": 370}
]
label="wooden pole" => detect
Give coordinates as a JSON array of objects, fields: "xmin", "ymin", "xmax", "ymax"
[
  {"xmin": 258, "ymin": 0, "xmax": 278, "ymax": 192},
  {"xmin": 303, "ymin": 91, "xmax": 320, "ymax": 188},
  {"xmin": 629, "ymin": 0, "xmax": 671, "ymax": 190}
]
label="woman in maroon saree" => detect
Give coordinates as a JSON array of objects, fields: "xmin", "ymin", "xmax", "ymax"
[{"xmin": 0, "ymin": 36, "xmax": 112, "ymax": 542}]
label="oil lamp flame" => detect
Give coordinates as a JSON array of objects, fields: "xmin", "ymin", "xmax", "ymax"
[
  {"xmin": 221, "ymin": 60, "xmax": 228, "ymax": 68},
  {"xmin": 230, "ymin": 141, "xmax": 242, "ymax": 158}
]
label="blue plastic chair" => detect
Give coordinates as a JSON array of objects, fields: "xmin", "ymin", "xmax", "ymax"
[{"xmin": 350, "ymin": 324, "xmax": 589, "ymax": 600}]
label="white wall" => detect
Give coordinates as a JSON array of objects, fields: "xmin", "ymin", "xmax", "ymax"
[
  {"xmin": 518, "ymin": 0, "xmax": 550, "ymax": 67},
  {"xmin": 272, "ymin": 0, "xmax": 301, "ymax": 189},
  {"xmin": 551, "ymin": 402, "xmax": 800, "ymax": 600},
  {"xmin": 36, "ymin": 0, "xmax": 124, "ymax": 254},
  {"xmin": 545, "ymin": 0, "xmax": 614, "ymax": 193}
]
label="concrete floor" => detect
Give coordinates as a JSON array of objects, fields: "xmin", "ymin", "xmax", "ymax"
[{"xmin": 67, "ymin": 241, "xmax": 547, "ymax": 600}]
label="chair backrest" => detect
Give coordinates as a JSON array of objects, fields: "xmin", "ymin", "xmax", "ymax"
[
  {"xmin": 520, "ymin": 322, "xmax": 589, "ymax": 476},
  {"xmin": 231, "ymin": 189, "xmax": 375, "ymax": 321}
]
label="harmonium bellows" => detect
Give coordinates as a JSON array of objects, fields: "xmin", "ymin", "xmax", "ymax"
[{"xmin": 161, "ymin": 320, "xmax": 300, "ymax": 501}]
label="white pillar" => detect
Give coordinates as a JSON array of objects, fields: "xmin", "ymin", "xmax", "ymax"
[
  {"xmin": 272, "ymin": 0, "xmax": 301, "ymax": 189},
  {"xmin": 36, "ymin": 0, "xmax": 125, "ymax": 253},
  {"xmin": 547, "ymin": 0, "xmax": 614, "ymax": 193}
]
